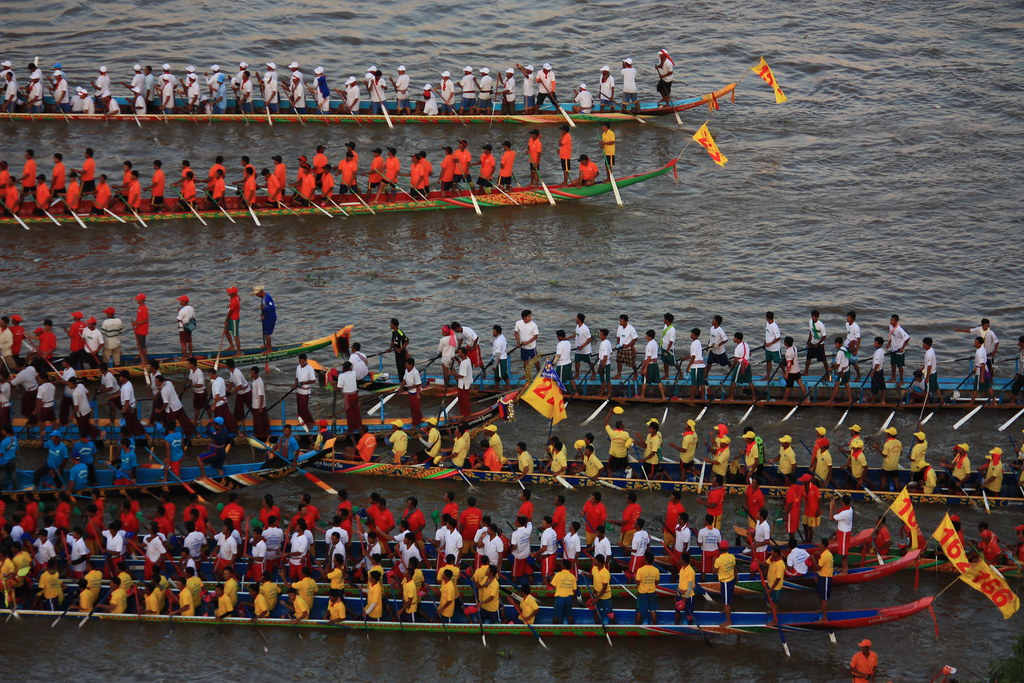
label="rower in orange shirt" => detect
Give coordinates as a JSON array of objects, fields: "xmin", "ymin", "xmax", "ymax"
[
  {"xmin": 262, "ymin": 168, "xmax": 283, "ymax": 205},
  {"xmin": 72, "ymin": 148, "xmax": 96, "ymax": 195},
  {"xmin": 272, "ymin": 155, "xmax": 287, "ymax": 189},
  {"xmin": 179, "ymin": 171, "xmax": 197, "ymax": 208},
  {"xmin": 383, "ymin": 147, "xmax": 400, "ymax": 202},
  {"xmin": 125, "ymin": 171, "xmax": 143, "ymax": 213},
  {"xmin": 207, "ymin": 168, "xmax": 227, "ymax": 210},
  {"xmin": 312, "ymin": 145, "xmax": 329, "ymax": 181},
  {"xmin": 418, "ymin": 152, "xmax": 433, "ymax": 197},
  {"xmin": 557, "ymin": 124, "xmax": 572, "ymax": 184},
  {"xmin": 51, "ymin": 153, "xmax": 66, "ymax": 196},
  {"xmin": 498, "ymin": 141, "xmax": 515, "ymax": 189},
  {"xmin": 337, "ymin": 151, "xmax": 358, "ymax": 197},
  {"xmin": 577, "ymin": 154, "xmax": 599, "ymax": 186},
  {"xmin": 476, "ymin": 144, "xmax": 496, "ymax": 194},
  {"xmin": 64, "ymin": 171, "xmax": 81, "ymax": 214},
  {"xmin": 344, "ymin": 141, "xmax": 359, "ymax": 172},
  {"xmin": 527, "ymin": 129, "xmax": 542, "ymax": 185},
  {"xmin": 20, "ymin": 149, "xmax": 38, "ymax": 197},
  {"xmin": 3, "ymin": 181, "xmax": 18, "ymax": 217},
  {"xmin": 0, "ymin": 160, "xmax": 11, "ymax": 192},
  {"xmin": 439, "ymin": 146, "xmax": 456, "ymax": 197},
  {"xmin": 318, "ymin": 166, "xmax": 335, "ymax": 203},
  {"xmin": 242, "ymin": 167, "xmax": 258, "ymax": 208},
  {"xmin": 365, "ymin": 147, "xmax": 385, "ymax": 200},
  {"xmin": 408, "ymin": 153, "xmax": 426, "ymax": 200},
  {"xmin": 91, "ymin": 175, "xmax": 112, "ymax": 215},
  {"xmin": 32, "ymin": 175, "xmax": 51, "ymax": 216},
  {"xmin": 146, "ymin": 160, "xmax": 166, "ymax": 211},
  {"xmin": 293, "ymin": 159, "xmax": 315, "ymax": 204},
  {"xmin": 120, "ymin": 160, "xmax": 134, "ymax": 194},
  {"xmin": 207, "ymin": 155, "xmax": 226, "ymax": 186}
]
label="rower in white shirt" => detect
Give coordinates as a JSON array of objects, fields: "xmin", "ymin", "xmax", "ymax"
[
  {"xmin": 628, "ymin": 519, "xmax": 651, "ymax": 576},
  {"xmin": 438, "ymin": 71, "xmax": 455, "ymax": 114},
  {"xmin": 421, "ymin": 83, "xmax": 438, "ymax": 115},
  {"xmin": 706, "ymin": 315, "xmax": 729, "ymax": 376},
  {"xmin": 499, "ymin": 68, "xmax": 516, "ymax": 115},
  {"xmin": 620, "ymin": 58, "xmax": 638, "ymax": 111},
  {"xmin": 592, "ymin": 528, "xmax": 612, "ymax": 562},
  {"xmin": 51, "ymin": 70, "xmax": 70, "ymax": 113},
  {"xmin": 287, "ymin": 62, "xmax": 305, "ymax": 113},
  {"xmin": 477, "ymin": 67, "xmax": 494, "ymax": 115},
  {"xmin": 491, "ymin": 325, "xmax": 510, "ymax": 388},
  {"xmin": 510, "ymin": 518, "xmax": 533, "ymax": 577},
  {"xmin": 93, "ymin": 66, "xmax": 110, "ymax": 97},
  {"xmin": 844, "ymin": 311, "xmax": 862, "ymax": 380},
  {"xmin": 886, "ymin": 314, "xmax": 911, "ymax": 385},
  {"xmin": 729, "ymin": 331, "xmax": 752, "ymax": 401},
  {"xmin": 597, "ymin": 331, "xmax": 613, "ymax": 395},
  {"xmin": 554, "ymin": 330, "xmax": 574, "ymax": 392},
  {"xmin": 74, "ymin": 88, "xmax": 95, "ymax": 115},
  {"xmin": 534, "ymin": 63, "xmax": 556, "ymax": 110},
  {"xmin": 536, "ymin": 519, "xmax": 559, "ymax": 581},
  {"xmin": 804, "ymin": 309, "xmax": 829, "ymax": 376},
  {"xmin": 655, "ymin": 49, "xmax": 675, "ymax": 106},
  {"xmin": 572, "ymin": 83, "xmax": 593, "ymax": 114},
  {"xmin": 764, "ymin": 311, "xmax": 783, "ymax": 380},
  {"xmin": 598, "ymin": 65, "xmax": 615, "ymax": 112},
  {"xmin": 574, "ymin": 314, "xmax": 593, "ymax": 379},
  {"xmin": 457, "ymin": 66, "xmax": 476, "ymax": 114},
  {"xmin": 366, "ymin": 67, "xmax": 387, "ymax": 114},
  {"xmin": 392, "ymin": 65, "xmax": 411, "ymax": 115},
  {"xmin": 562, "ymin": 522, "xmax": 582, "ymax": 571},
  {"xmin": 261, "ymin": 62, "xmax": 280, "ymax": 113},
  {"xmin": 614, "ymin": 315, "xmax": 638, "ymax": 379},
  {"xmin": 350, "ymin": 344, "xmax": 369, "ymax": 380},
  {"xmin": 685, "ymin": 327, "xmax": 707, "ymax": 400}
]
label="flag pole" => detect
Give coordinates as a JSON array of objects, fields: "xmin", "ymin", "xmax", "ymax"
[{"xmin": 674, "ymin": 120, "xmax": 709, "ymax": 162}]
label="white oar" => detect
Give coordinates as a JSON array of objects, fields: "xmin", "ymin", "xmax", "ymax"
[
  {"xmin": 835, "ymin": 410, "xmax": 848, "ymax": 428},
  {"xmin": 125, "ymin": 204, "xmax": 148, "ymax": 227},
  {"xmin": 582, "ymin": 400, "xmax": 608, "ymax": 425},
  {"xmin": 953, "ymin": 404, "xmax": 983, "ymax": 430},
  {"xmin": 297, "ymin": 192, "xmax": 334, "ymax": 218},
  {"xmin": 982, "ymin": 487, "xmax": 991, "ymax": 514},
  {"xmin": 694, "ymin": 405, "xmax": 708, "ymax": 422},
  {"xmin": 57, "ymin": 199, "xmax": 87, "ymax": 229},
  {"xmin": 323, "ymin": 195, "xmax": 350, "ymax": 217},
  {"xmin": 491, "ymin": 183, "xmax": 521, "ymax": 205},
  {"xmin": 5, "ymin": 206, "xmax": 31, "ymax": 230},
  {"xmin": 40, "ymin": 207, "xmax": 61, "ymax": 225},
  {"xmin": 539, "ymin": 179, "xmax": 556, "ymax": 205},
  {"xmin": 878, "ymin": 411, "xmax": 895, "ymax": 433},
  {"xmin": 245, "ymin": 201, "xmax": 261, "ymax": 226},
  {"xmin": 441, "ymin": 396, "xmax": 458, "ymax": 418},
  {"xmin": 606, "ymin": 166, "xmax": 623, "ymax": 206},
  {"xmin": 350, "ymin": 189, "xmax": 377, "ymax": 215},
  {"xmin": 368, "ymin": 389, "xmax": 399, "ymax": 415},
  {"xmin": 179, "ymin": 195, "xmax": 207, "ymax": 225},
  {"xmin": 920, "ymin": 412, "xmax": 934, "ymax": 425},
  {"xmin": 781, "ymin": 404, "xmax": 799, "ymax": 422},
  {"xmin": 739, "ymin": 404, "xmax": 754, "ymax": 424},
  {"xmin": 998, "ymin": 408, "xmax": 1024, "ymax": 432},
  {"xmin": 101, "ymin": 207, "xmax": 127, "ymax": 223}
]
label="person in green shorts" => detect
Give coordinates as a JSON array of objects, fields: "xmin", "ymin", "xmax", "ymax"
[
  {"xmin": 597, "ymin": 328, "xmax": 613, "ymax": 397},
  {"xmin": 728, "ymin": 331, "xmax": 753, "ymax": 402},
  {"xmin": 763, "ymin": 311, "xmax": 782, "ymax": 380},
  {"xmin": 554, "ymin": 329, "xmax": 575, "ymax": 391},
  {"xmin": 685, "ymin": 328, "xmax": 707, "ymax": 400},
  {"xmin": 636, "ymin": 329, "xmax": 665, "ymax": 399},
  {"xmin": 660, "ymin": 312, "xmax": 677, "ymax": 378},
  {"xmin": 829, "ymin": 336, "xmax": 853, "ymax": 404}
]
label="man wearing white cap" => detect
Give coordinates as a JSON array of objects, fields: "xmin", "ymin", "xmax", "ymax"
[
  {"xmin": 159, "ymin": 73, "xmax": 176, "ymax": 114},
  {"xmin": 260, "ymin": 62, "xmax": 279, "ymax": 113},
  {"xmin": 438, "ymin": 71, "xmax": 454, "ymax": 114},
  {"xmin": 514, "ymin": 64, "xmax": 536, "ymax": 113},
  {"xmin": 535, "ymin": 63, "xmax": 556, "ymax": 110},
  {"xmin": 231, "ymin": 62, "xmax": 249, "ymax": 112},
  {"xmin": 655, "ymin": 50, "xmax": 674, "ymax": 107},
  {"xmin": 73, "ymin": 87, "xmax": 94, "ymax": 115},
  {"xmin": 421, "ymin": 83, "xmax": 438, "ymax": 116},
  {"xmin": 130, "ymin": 87, "xmax": 146, "ymax": 115},
  {"xmin": 339, "ymin": 76, "xmax": 360, "ymax": 114},
  {"xmin": 457, "ymin": 66, "xmax": 476, "ymax": 114},
  {"xmin": 184, "ymin": 73, "xmax": 200, "ymax": 112},
  {"xmin": 93, "ymin": 66, "xmax": 109, "ymax": 98},
  {"xmin": 392, "ymin": 66, "xmax": 410, "ymax": 115},
  {"xmin": 287, "ymin": 62, "xmax": 304, "ymax": 113},
  {"xmin": 125, "ymin": 65, "xmax": 146, "ymax": 103},
  {"xmin": 476, "ymin": 67, "xmax": 494, "ymax": 115},
  {"xmin": 499, "ymin": 68, "xmax": 516, "ymax": 114},
  {"xmin": 50, "ymin": 71, "xmax": 70, "ymax": 113},
  {"xmin": 236, "ymin": 69, "xmax": 254, "ymax": 113},
  {"xmin": 366, "ymin": 67, "xmax": 387, "ymax": 114},
  {"xmin": 311, "ymin": 66, "xmax": 329, "ymax": 114},
  {"xmin": 598, "ymin": 65, "xmax": 615, "ymax": 112},
  {"xmin": 620, "ymin": 58, "xmax": 638, "ymax": 112},
  {"xmin": 573, "ymin": 83, "xmax": 593, "ymax": 114},
  {"xmin": 26, "ymin": 70, "xmax": 43, "ymax": 113},
  {"xmin": 101, "ymin": 90, "xmax": 120, "ymax": 116}
]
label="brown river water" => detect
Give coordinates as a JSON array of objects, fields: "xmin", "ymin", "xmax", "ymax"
[{"xmin": 0, "ymin": 0, "xmax": 1021, "ymax": 680}]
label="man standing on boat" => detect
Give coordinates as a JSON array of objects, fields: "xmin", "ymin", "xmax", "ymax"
[
  {"xmin": 953, "ymin": 318, "xmax": 998, "ymax": 375},
  {"xmin": 620, "ymin": 58, "xmax": 639, "ymax": 112},
  {"xmin": 252, "ymin": 285, "xmax": 275, "ymax": 355},
  {"xmin": 655, "ymin": 50, "xmax": 674, "ymax": 107},
  {"xmin": 295, "ymin": 353, "xmax": 318, "ymax": 426},
  {"xmin": 223, "ymin": 286, "xmax": 242, "ymax": 356}
]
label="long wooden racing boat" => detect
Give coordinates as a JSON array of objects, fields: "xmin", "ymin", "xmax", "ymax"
[
  {"xmin": 1, "ymin": 447, "xmax": 328, "ymax": 500},
  {"xmin": 18, "ymin": 83, "xmax": 737, "ymax": 125},
  {"xmin": 58, "ymin": 324, "xmax": 352, "ymax": 382},
  {"xmin": 6, "ymin": 594, "xmax": 934, "ymax": 638},
  {"xmin": 310, "ymin": 459, "xmax": 1024, "ymax": 507},
  {"xmin": 0, "ymin": 162, "xmax": 677, "ymax": 226}
]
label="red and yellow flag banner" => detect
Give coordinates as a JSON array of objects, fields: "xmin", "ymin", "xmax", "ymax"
[
  {"xmin": 692, "ymin": 123, "xmax": 728, "ymax": 167},
  {"xmin": 521, "ymin": 361, "xmax": 567, "ymax": 425},
  {"xmin": 888, "ymin": 487, "xmax": 923, "ymax": 549},
  {"xmin": 933, "ymin": 513, "xmax": 1020, "ymax": 619},
  {"xmin": 751, "ymin": 57, "xmax": 787, "ymax": 103}
]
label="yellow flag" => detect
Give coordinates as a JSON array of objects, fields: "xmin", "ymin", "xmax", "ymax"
[
  {"xmin": 751, "ymin": 57, "xmax": 787, "ymax": 103},
  {"xmin": 888, "ymin": 487, "xmax": 923, "ymax": 549},
  {"xmin": 931, "ymin": 513, "xmax": 972, "ymax": 573},
  {"xmin": 521, "ymin": 362, "xmax": 567, "ymax": 425},
  {"xmin": 959, "ymin": 561, "xmax": 1021, "ymax": 619},
  {"xmin": 692, "ymin": 123, "xmax": 728, "ymax": 167}
]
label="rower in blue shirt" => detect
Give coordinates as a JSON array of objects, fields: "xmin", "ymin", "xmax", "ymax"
[
  {"xmin": 113, "ymin": 437, "xmax": 138, "ymax": 484},
  {"xmin": 72, "ymin": 433, "xmax": 97, "ymax": 486},
  {"xmin": 164, "ymin": 424, "xmax": 185, "ymax": 480},
  {"xmin": 202, "ymin": 416, "xmax": 231, "ymax": 475},
  {"xmin": 253, "ymin": 284, "xmax": 276, "ymax": 354},
  {"xmin": 67, "ymin": 451, "xmax": 90, "ymax": 493},
  {"xmin": 34, "ymin": 429, "xmax": 68, "ymax": 487},
  {"xmin": 0, "ymin": 425, "xmax": 17, "ymax": 490}
]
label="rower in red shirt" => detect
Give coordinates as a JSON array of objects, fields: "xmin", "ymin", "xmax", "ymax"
[
  {"xmin": 977, "ymin": 523, "xmax": 1002, "ymax": 564},
  {"xmin": 375, "ymin": 499, "xmax": 395, "ymax": 535},
  {"xmin": 551, "ymin": 495, "xmax": 567, "ymax": 538},
  {"xmin": 402, "ymin": 496, "xmax": 426, "ymax": 546},
  {"xmin": 184, "ymin": 494, "xmax": 208, "ymax": 524},
  {"xmin": 801, "ymin": 473, "xmax": 822, "ymax": 543},
  {"xmin": 527, "ymin": 129, "xmax": 542, "ymax": 185},
  {"xmin": 119, "ymin": 503, "xmax": 140, "ymax": 535},
  {"xmin": 459, "ymin": 497, "xmax": 483, "ymax": 554},
  {"xmin": 155, "ymin": 506, "xmax": 174, "ymax": 536},
  {"xmin": 159, "ymin": 492, "xmax": 176, "ymax": 527},
  {"xmin": 517, "ymin": 489, "xmax": 534, "ymax": 523},
  {"xmin": 664, "ymin": 491, "xmax": 686, "ymax": 546},
  {"xmin": 259, "ymin": 494, "xmax": 281, "ymax": 528},
  {"xmin": 220, "ymin": 493, "xmax": 246, "ymax": 527},
  {"xmin": 612, "ymin": 491, "xmax": 642, "ymax": 548},
  {"xmin": 745, "ymin": 478, "xmax": 765, "ymax": 527},
  {"xmin": 498, "ymin": 141, "xmax": 515, "ymax": 189},
  {"xmin": 441, "ymin": 491, "xmax": 459, "ymax": 521},
  {"xmin": 8, "ymin": 316, "xmax": 24, "ymax": 358},
  {"xmin": 784, "ymin": 475, "xmax": 804, "ymax": 543},
  {"xmin": 872, "ymin": 516, "xmax": 892, "ymax": 558},
  {"xmin": 36, "ymin": 322, "xmax": 57, "ymax": 360},
  {"xmin": 696, "ymin": 475, "xmax": 726, "ymax": 530},
  {"xmin": 32, "ymin": 175, "xmax": 51, "ymax": 216},
  {"xmin": 582, "ymin": 491, "xmax": 607, "ymax": 545},
  {"xmin": 54, "ymin": 494, "xmax": 72, "ymax": 530}
]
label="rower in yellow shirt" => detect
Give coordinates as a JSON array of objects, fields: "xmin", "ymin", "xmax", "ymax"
[
  {"xmin": 477, "ymin": 564, "xmax": 501, "ymax": 623},
  {"xmin": 710, "ymin": 436, "xmax": 731, "ymax": 478},
  {"xmin": 516, "ymin": 442, "xmax": 534, "ymax": 476},
  {"xmin": 84, "ymin": 562, "xmax": 102, "ymax": 602},
  {"xmin": 388, "ymin": 421, "xmax": 409, "ymax": 463},
  {"xmin": 185, "ymin": 567, "xmax": 203, "ymax": 610},
  {"xmin": 364, "ymin": 570, "xmax": 384, "ymax": 620},
  {"xmin": 101, "ymin": 576, "xmax": 128, "ymax": 614},
  {"xmin": 399, "ymin": 574, "xmax": 419, "ymax": 622},
  {"xmin": 327, "ymin": 564, "xmax": 346, "ymax": 591},
  {"xmin": 765, "ymin": 546, "xmax": 786, "ymax": 626},
  {"xmin": 423, "ymin": 418, "xmax": 442, "ymax": 463},
  {"xmin": 847, "ymin": 438, "xmax": 868, "ymax": 486},
  {"xmin": 982, "ymin": 447, "xmax": 1005, "ymax": 495},
  {"xmin": 214, "ymin": 584, "xmax": 234, "ymax": 620},
  {"xmin": 256, "ymin": 577, "xmax": 281, "ymax": 618},
  {"xmin": 485, "ymin": 425, "xmax": 506, "ymax": 466},
  {"xmin": 292, "ymin": 567, "xmax": 318, "ymax": 608},
  {"xmin": 909, "ymin": 431, "xmax": 928, "ymax": 473},
  {"xmin": 814, "ymin": 444, "xmax": 833, "ymax": 486},
  {"xmin": 583, "ymin": 445, "xmax": 604, "ymax": 479},
  {"xmin": 117, "ymin": 569, "xmax": 134, "ymax": 596},
  {"xmin": 604, "ymin": 411, "xmax": 634, "ymax": 471},
  {"xmin": 771, "ymin": 435, "xmax": 797, "ymax": 479},
  {"xmin": 634, "ymin": 552, "xmax": 660, "ymax": 625},
  {"xmin": 551, "ymin": 560, "xmax": 578, "ymax": 624},
  {"xmin": 144, "ymin": 583, "xmax": 164, "ymax": 614},
  {"xmin": 438, "ymin": 569, "xmax": 457, "ymax": 622},
  {"xmin": 223, "ymin": 570, "xmax": 239, "ymax": 610},
  {"xmin": 286, "ymin": 587, "xmax": 310, "ymax": 624},
  {"xmin": 591, "ymin": 554, "xmax": 613, "ymax": 624},
  {"xmin": 635, "ymin": 419, "xmax": 663, "ymax": 479},
  {"xmin": 11, "ymin": 547, "xmax": 31, "ymax": 589},
  {"xmin": 714, "ymin": 540, "xmax": 736, "ymax": 626},
  {"xmin": 674, "ymin": 551, "xmax": 696, "ymax": 624},
  {"xmin": 548, "ymin": 441, "xmax": 568, "ymax": 476},
  {"xmin": 36, "ymin": 560, "xmax": 64, "ymax": 610},
  {"xmin": 518, "ymin": 585, "xmax": 539, "ymax": 625},
  {"xmin": 920, "ymin": 462, "xmax": 938, "ymax": 494},
  {"xmin": 327, "ymin": 591, "xmax": 347, "ymax": 623},
  {"xmin": 668, "ymin": 419, "xmax": 699, "ymax": 478},
  {"xmin": 816, "ymin": 537, "xmax": 834, "ymax": 621},
  {"xmin": 74, "ymin": 577, "xmax": 96, "ymax": 613},
  {"xmin": 170, "ymin": 578, "xmax": 195, "ymax": 616},
  {"xmin": 449, "ymin": 426, "xmax": 471, "ymax": 467}
]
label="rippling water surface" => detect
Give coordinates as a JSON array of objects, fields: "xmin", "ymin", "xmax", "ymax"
[{"xmin": 0, "ymin": 0, "xmax": 1022, "ymax": 680}]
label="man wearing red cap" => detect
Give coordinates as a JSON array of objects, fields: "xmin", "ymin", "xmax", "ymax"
[
  {"xmin": 131, "ymin": 294, "xmax": 149, "ymax": 369},
  {"xmin": 224, "ymin": 286, "xmax": 241, "ymax": 355},
  {"xmin": 99, "ymin": 307, "xmax": 123, "ymax": 365},
  {"xmin": 9, "ymin": 315, "xmax": 25, "ymax": 363},
  {"xmin": 65, "ymin": 311, "xmax": 87, "ymax": 369},
  {"xmin": 801, "ymin": 473, "xmax": 822, "ymax": 543},
  {"xmin": 849, "ymin": 638, "xmax": 878, "ymax": 682},
  {"xmin": 32, "ymin": 320, "xmax": 57, "ymax": 362},
  {"xmin": 176, "ymin": 296, "xmax": 196, "ymax": 359}
]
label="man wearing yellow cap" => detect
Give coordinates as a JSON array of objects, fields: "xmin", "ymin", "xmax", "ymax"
[
  {"xmin": 838, "ymin": 424, "xmax": 862, "ymax": 456},
  {"xmin": 704, "ymin": 434, "xmax": 731, "ymax": 480},
  {"xmin": 768, "ymin": 435, "xmax": 796, "ymax": 485},
  {"xmin": 484, "ymin": 424, "xmax": 506, "ymax": 467},
  {"xmin": 668, "ymin": 418, "xmax": 698, "ymax": 480},
  {"xmin": 634, "ymin": 418, "xmax": 663, "ymax": 480},
  {"xmin": 388, "ymin": 420, "xmax": 408, "ymax": 464},
  {"xmin": 845, "ymin": 438, "xmax": 868, "ymax": 488},
  {"xmin": 981, "ymin": 447, "xmax": 1004, "ymax": 496},
  {"xmin": 740, "ymin": 429, "xmax": 763, "ymax": 479},
  {"xmin": 810, "ymin": 427, "xmax": 832, "ymax": 487},
  {"xmin": 419, "ymin": 417, "xmax": 441, "ymax": 464},
  {"xmin": 940, "ymin": 444, "xmax": 971, "ymax": 492},
  {"xmin": 875, "ymin": 427, "xmax": 901, "ymax": 492},
  {"xmin": 909, "ymin": 431, "xmax": 927, "ymax": 482},
  {"xmin": 603, "ymin": 407, "xmax": 633, "ymax": 475}
]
